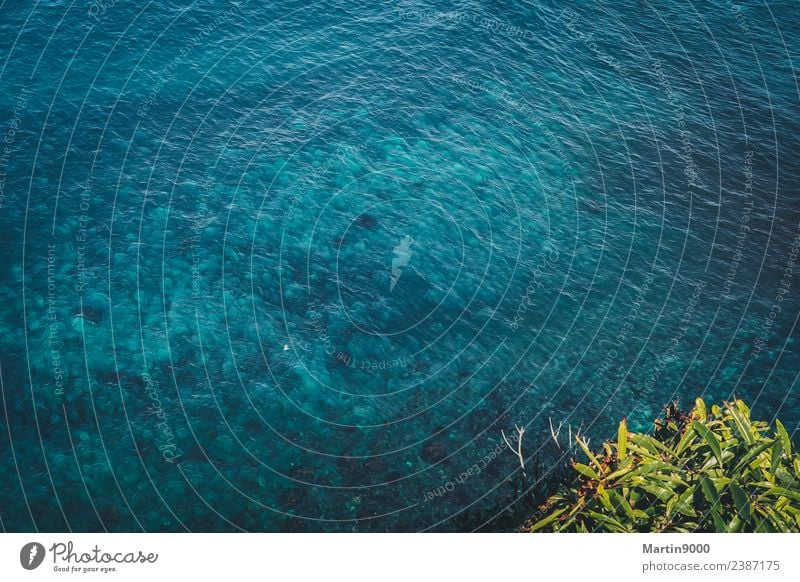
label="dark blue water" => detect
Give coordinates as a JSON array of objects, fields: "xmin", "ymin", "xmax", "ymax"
[{"xmin": 1, "ymin": 0, "xmax": 798, "ymax": 532}]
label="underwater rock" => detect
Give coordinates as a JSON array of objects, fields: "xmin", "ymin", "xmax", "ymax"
[
  {"xmin": 80, "ymin": 292, "xmax": 110, "ymax": 324},
  {"xmin": 420, "ymin": 441, "xmax": 447, "ymax": 464},
  {"xmin": 363, "ymin": 456, "xmax": 386, "ymax": 474},
  {"xmin": 279, "ymin": 487, "xmax": 308, "ymax": 507},
  {"xmin": 384, "ymin": 470, "xmax": 404, "ymax": 483},
  {"xmin": 278, "ymin": 518, "xmax": 308, "ymax": 532},
  {"xmin": 355, "ymin": 213, "xmax": 377, "ymax": 229},
  {"xmin": 336, "ymin": 456, "xmax": 361, "ymax": 483}
]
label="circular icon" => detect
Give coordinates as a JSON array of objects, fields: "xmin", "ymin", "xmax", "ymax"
[{"xmin": 19, "ymin": 542, "xmax": 46, "ymax": 570}]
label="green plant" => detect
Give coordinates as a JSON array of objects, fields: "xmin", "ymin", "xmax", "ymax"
[{"xmin": 525, "ymin": 399, "xmax": 800, "ymax": 532}]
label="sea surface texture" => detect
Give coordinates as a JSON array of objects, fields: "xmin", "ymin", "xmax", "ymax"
[{"xmin": 0, "ymin": 1, "xmax": 798, "ymax": 532}]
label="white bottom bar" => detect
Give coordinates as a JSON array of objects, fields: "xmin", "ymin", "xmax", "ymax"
[{"xmin": 1, "ymin": 533, "xmax": 797, "ymax": 581}]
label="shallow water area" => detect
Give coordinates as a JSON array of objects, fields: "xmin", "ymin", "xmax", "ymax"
[{"xmin": 0, "ymin": 1, "xmax": 798, "ymax": 532}]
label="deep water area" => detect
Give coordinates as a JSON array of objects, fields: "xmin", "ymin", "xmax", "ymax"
[{"xmin": 0, "ymin": 0, "xmax": 799, "ymax": 532}]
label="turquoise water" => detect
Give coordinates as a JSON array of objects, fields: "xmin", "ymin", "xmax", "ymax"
[{"xmin": 0, "ymin": 1, "xmax": 799, "ymax": 531}]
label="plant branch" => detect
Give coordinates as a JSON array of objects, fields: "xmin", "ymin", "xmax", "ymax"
[{"xmin": 502, "ymin": 424, "xmax": 527, "ymax": 477}]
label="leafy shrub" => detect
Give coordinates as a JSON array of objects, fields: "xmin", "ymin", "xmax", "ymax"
[{"xmin": 525, "ymin": 399, "xmax": 800, "ymax": 532}]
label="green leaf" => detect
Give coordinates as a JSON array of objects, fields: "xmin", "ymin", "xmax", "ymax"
[
  {"xmin": 698, "ymin": 474, "xmax": 721, "ymax": 509},
  {"xmin": 618, "ymin": 419, "xmax": 628, "ymax": 461},
  {"xmin": 727, "ymin": 515, "xmax": 744, "ymax": 533},
  {"xmin": 626, "ymin": 461, "xmax": 677, "ymax": 479},
  {"xmin": 761, "ymin": 505, "xmax": 792, "ymax": 531},
  {"xmin": 694, "ymin": 397, "xmax": 707, "ymax": 419},
  {"xmin": 575, "ymin": 436, "xmax": 601, "ymax": 470},
  {"xmin": 731, "ymin": 439, "xmax": 773, "ymax": 475},
  {"xmin": 693, "ymin": 421, "xmax": 724, "ymax": 467},
  {"xmin": 608, "ymin": 489, "xmax": 636, "ymax": 521},
  {"xmin": 586, "ymin": 511, "xmax": 627, "ymax": 532},
  {"xmin": 770, "ymin": 439, "xmax": 784, "ymax": 477},
  {"xmin": 705, "ymin": 509, "xmax": 728, "ymax": 532},
  {"xmin": 756, "ymin": 517, "xmax": 776, "ymax": 532},
  {"xmin": 776, "ymin": 419, "xmax": 792, "ymax": 457},
  {"xmin": 776, "ymin": 466, "xmax": 795, "ymax": 486},
  {"xmin": 637, "ymin": 480, "xmax": 677, "ymax": 503},
  {"xmin": 728, "ymin": 403, "xmax": 756, "ymax": 445},
  {"xmin": 667, "ymin": 487, "xmax": 693, "ymax": 520},
  {"xmin": 735, "ymin": 400, "xmax": 752, "ymax": 417},
  {"xmin": 649, "ymin": 471, "xmax": 690, "ymax": 489},
  {"xmin": 730, "ymin": 482, "xmax": 752, "ymax": 522},
  {"xmin": 675, "ymin": 424, "xmax": 696, "ymax": 456},
  {"xmin": 606, "ymin": 457, "xmax": 635, "ymax": 481},
  {"xmin": 625, "ymin": 442, "xmax": 663, "ymax": 461},
  {"xmin": 695, "ymin": 476, "xmax": 727, "ymax": 532},
  {"xmin": 782, "ymin": 502, "xmax": 800, "ymax": 516},
  {"xmin": 673, "ymin": 487, "xmax": 697, "ymax": 517},
  {"xmin": 573, "ymin": 463, "xmax": 600, "ymax": 481},
  {"xmin": 710, "ymin": 476, "xmax": 732, "ymax": 490},
  {"xmin": 759, "ymin": 487, "xmax": 800, "ymax": 503},
  {"xmin": 628, "ymin": 433, "xmax": 676, "ymax": 458},
  {"xmin": 528, "ymin": 507, "xmax": 568, "ymax": 532},
  {"xmin": 596, "ymin": 485, "xmax": 614, "ymax": 513}
]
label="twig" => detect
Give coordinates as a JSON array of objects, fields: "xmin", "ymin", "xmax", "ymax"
[
  {"xmin": 549, "ymin": 417, "xmax": 563, "ymax": 450},
  {"xmin": 574, "ymin": 423, "xmax": 588, "ymax": 449},
  {"xmin": 501, "ymin": 424, "xmax": 527, "ymax": 477}
]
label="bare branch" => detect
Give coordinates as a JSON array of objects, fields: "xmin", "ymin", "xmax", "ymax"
[
  {"xmin": 548, "ymin": 417, "xmax": 563, "ymax": 450},
  {"xmin": 501, "ymin": 425, "xmax": 527, "ymax": 477}
]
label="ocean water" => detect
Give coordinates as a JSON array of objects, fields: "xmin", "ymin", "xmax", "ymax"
[{"xmin": 0, "ymin": 0, "xmax": 798, "ymax": 532}]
